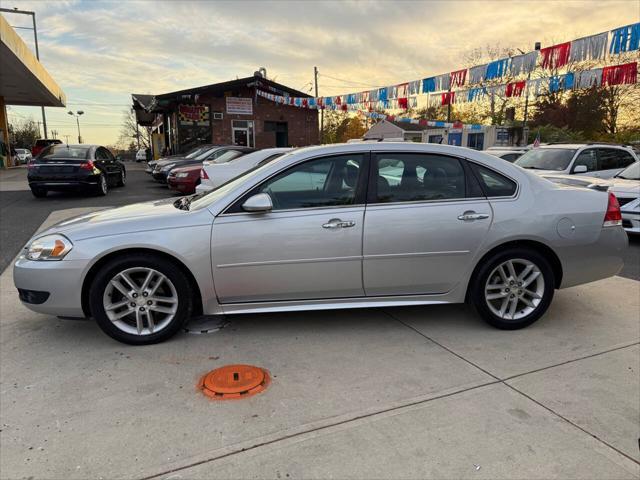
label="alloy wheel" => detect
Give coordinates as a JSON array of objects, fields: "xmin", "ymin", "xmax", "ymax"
[
  {"xmin": 103, "ymin": 267, "xmax": 178, "ymax": 335},
  {"xmin": 100, "ymin": 175, "xmax": 107, "ymax": 194},
  {"xmin": 484, "ymin": 258, "xmax": 545, "ymax": 321}
]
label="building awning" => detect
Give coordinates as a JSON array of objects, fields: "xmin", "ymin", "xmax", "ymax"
[{"xmin": 0, "ymin": 14, "xmax": 66, "ymax": 107}]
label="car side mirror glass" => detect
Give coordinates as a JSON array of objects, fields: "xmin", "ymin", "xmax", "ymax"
[
  {"xmin": 115, "ymin": 155, "xmax": 122, "ymax": 161},
  {"xmin": 242, "ymin": 193, "xmax": 273, "ymax": 212},
  {"xmin": 574, "ymin": 165, "xmax": 588, "ymax": 173}
]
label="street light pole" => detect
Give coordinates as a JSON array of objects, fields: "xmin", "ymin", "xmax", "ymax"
[
  {"xmin": 68, "ymin": 110, "xmax": 84, "ymax": 143},
  {"xmin": 0, "ymin": 8, "xmax": 48, "ymax": 139},
  {"xmin": 519, "ymin": 41, "xmax": 541, "ymax": 146},
  {"xmin": 314, "ymin": 66, "xmax": 323, "ymax": 143}
]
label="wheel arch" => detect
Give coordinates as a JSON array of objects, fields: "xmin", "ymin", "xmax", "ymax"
[
  {"xmin": 81, "ymin": 247, "xmax": 203, "ymax": 318},
  {"xmin": 466, "ymin": 239, "xmax": 563, "ymax": 300}
]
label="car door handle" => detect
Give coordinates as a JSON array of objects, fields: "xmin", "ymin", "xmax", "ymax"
[
  {"xmin": 322, "ymin": 218, "xmax": 356, "ymax": 229},
  {"xmin": 457, "ymin": 211, "xmax": 489, "ymax": 221}
]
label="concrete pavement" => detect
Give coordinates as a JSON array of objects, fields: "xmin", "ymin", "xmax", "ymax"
[{"xmin": 0, "ymin": 208, "xmax": 638, "ymax": 479}]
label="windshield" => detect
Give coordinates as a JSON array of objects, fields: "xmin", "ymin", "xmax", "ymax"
[
  {"xmin": 38, "ymin": 145, "xmax": 91, "ymax": 160},
  {"xmin": 209, "ymin": 150, "xmax": 244, "ymax": 164},
  {"xmin": 195, "ymin": 146, "xmax": 221, "ymax": 160},
  {"xmin": 616, "ymin": 161, "xmax": 639, "ymax": 180},
  {"xmin": 187, "ymin": 152, "xmax": 294, "ymax": 211},
  {"xmin": 515, "ymin": 149, "xmax": 576, "ymax": 171}
]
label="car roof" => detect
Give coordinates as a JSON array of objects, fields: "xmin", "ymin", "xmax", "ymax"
[{"xmin": 538, "ymin": 143, "xmax": 632, "ymax": 150}]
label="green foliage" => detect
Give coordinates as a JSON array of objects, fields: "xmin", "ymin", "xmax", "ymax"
[
  {"xmin": 8, "ymin": 119, "xmax": 40, "ymax": 148},
  {"xmin": 321, "ymin": 111, "xmax": 368, "ymax": 144}
]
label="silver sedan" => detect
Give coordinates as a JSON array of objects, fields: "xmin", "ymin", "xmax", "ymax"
[{"xmin": 14, "ymin": 143, "xmax": 628, "ymax": 345}]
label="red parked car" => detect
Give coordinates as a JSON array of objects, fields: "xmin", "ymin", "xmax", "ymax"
[
  {"xmin": 32, "ymin": 138, "xmax": 62, "ymax": 157},
  {"xmin": 167, "ymin": 164, "xmax": 201, "ymax": 194}
]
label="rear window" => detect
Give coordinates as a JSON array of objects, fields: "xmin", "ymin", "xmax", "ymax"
[
  {"xmin": 39, "ymin": 145, "xmax": 91, "ymax": 160},
  {"xmin": 515, "ymin": 149, "xmax": 576, "ymax": 171}
]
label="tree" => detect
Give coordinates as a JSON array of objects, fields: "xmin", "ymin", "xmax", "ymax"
[
  {"xmin": 118, "ymin": 109, "xmax": 150, "ymax": 151},
  {"xmin": 8, "ymin": 118, "xmax": 40, "ymax": 148},
  {"xmin": 321, "ymin": 111, "xmax": 367, "ymax": 143}
]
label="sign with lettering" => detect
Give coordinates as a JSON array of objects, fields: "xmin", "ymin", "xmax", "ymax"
[
  {"xmin": 226, "ymin": 97, "xmax": 253, "ymax": 115},
  {"xmin": 178, "ymin": 104, "xmax": 209, "ymax": 126}
]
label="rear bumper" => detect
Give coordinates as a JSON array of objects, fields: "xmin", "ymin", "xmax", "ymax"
[
  {"xmin": 167, "ymin": 177, "xmax": 197, "ymax": 194},
  {"xmin": 558, "ymin": 226, "xmax": 628, "ymax": 288},
  {"xmin": 28, "ymin": 179, "xmax": 99, "ymax": 190},
  {"xmin": 621, "ymin": 210, "xmax": 640, "ymax": 235}
]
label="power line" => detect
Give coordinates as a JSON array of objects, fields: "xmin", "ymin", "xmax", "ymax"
[{"xmin": 318, "ymin": 73, "xmax": 382, "ymax": 88}]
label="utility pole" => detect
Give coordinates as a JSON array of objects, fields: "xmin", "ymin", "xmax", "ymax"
[
  {"xmin": 63, "ymin": 134, "xmax": 70, "ymax": 144},
  {"xmin": 520, "ymin": 41, "xmax": 541, "ymax": 146},
  {"xmin": 314, "ymin": 66, "xmax": 323, "ymax": 144},
  {"xmin": 446, "ymin": 86, "xmax": 452, "ymax": 123}
]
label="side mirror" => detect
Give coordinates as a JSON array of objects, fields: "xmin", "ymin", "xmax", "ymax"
[
  {"xmin": 573, "ymin": 165, "xmax": 588, "ymax": 174},
  {"xmin": 115, "ymin": 155, "xmax": 122, "ymax": 161},
  {"xmin": 242, "ymin": 193, "xmax": 273, "ymax": 212}
]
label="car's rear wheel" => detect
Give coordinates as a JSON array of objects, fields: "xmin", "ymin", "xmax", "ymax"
[
  {"xmin": 30, "ymin": 187, "xmax": 47, "ymax": 198},
  {"xmin": 89, "ymin": 254, "xmax": 193, "ymax": 344},
  {"xmin": 117, "ymin": 169, "xmax": 126, "ymax": 187},
  {"xmin": 94, "ymin": 173, "xmax": 108, "ymax": 196},
  {"xmin": 470, "ymin": 248, "xmax": 554, "ymax": 330}
]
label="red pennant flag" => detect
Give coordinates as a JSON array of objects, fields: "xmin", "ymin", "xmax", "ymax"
[{"xmin": 601, "ymin": 62, "xmax": 637, "ymax": 86}]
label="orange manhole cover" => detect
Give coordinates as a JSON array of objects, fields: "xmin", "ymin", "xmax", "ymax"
[{"xmin": 198, "ymin": 364, "xmax": 270, "ymax": 400}]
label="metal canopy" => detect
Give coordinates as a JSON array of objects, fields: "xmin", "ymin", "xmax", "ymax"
[{"xmin": 0, "ymin": 14, "xmax": 65, "ymax": 107}]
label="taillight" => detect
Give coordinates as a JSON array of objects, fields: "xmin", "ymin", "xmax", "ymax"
[
  {"xmin": 79, "ymin": 160, "xmax": 95, "ymax": 171},
  {"xmin": 200, "ymin": 168, "xmax": 209, "ymax": 180},
  {"xmin": 603, "ymin": 192, "xmax": 622, "ymax": 227}
]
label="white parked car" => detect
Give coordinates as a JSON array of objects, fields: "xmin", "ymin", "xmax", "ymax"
[
  {"xmin": 14, "ymin": 148, "xmax": 32, "ymax": 164},
  {"xmin": 195, "ymin": 147, "xmax": 292, "ymax": 193},
  {"xmin": 515, "ymin": 144, "xmax": 638, "ymax": 179},
  {"xmin": 135, "ymin": 148, "xmax": 147, "ymax": 162},
  {"xmin": 543, "ymin": 161, "xmax": 639, "ymax": 234}
]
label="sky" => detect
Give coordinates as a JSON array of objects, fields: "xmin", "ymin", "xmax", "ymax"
[{"xmin": 4, "ymin": 0, "xmax": 639, "ymax": 146}]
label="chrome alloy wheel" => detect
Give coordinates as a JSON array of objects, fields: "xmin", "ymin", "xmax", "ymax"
[
  {"xmin": 120, "ymin": 170, "xmax": 126, "ymax": 185},
  {"xmin": 100, "ymin": 174, "xmax": 107, "ymax": 194},
  {"xmin": 103, "ymin": 267, "xmax": 178, "ymax": 335},
  {"xmin": 484, "ymin": 258, "xmax": 545, "ymax": 321}
]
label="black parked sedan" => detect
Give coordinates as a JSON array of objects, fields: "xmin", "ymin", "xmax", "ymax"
[{"xmin": 28, "ymin": 144, "xmax": 126, "ymax": 198}]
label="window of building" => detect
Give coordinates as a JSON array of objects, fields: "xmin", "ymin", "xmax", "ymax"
[{"xmin": 232, "ymin": 120, "xmax": 255, "ymax": 148}]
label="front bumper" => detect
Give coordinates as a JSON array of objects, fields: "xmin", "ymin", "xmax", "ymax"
[
  {"xmin": 622, "ymin": 210, "xmax": 640, "ymax": 234},
  {"xmin": 13, "ymin": 255, "xmax": 89, "ymax": 317},
  {"xmin": 152, "ymin": 171, "xmax": 168, "ymax": 183}
]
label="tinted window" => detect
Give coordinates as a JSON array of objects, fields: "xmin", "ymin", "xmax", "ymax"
[
  {"xmin": 500, "ymin": 153, "xmax": 521, "ymax": 162},
  {"xmin": 573, "ymin": 149, "xmax": 597, "ymax": 172},
  {"xmin": 249, "ymin": 154, "xmax": 364, "ymax": 211},
  {"xmin": 515, "ymin": 149, "xmax": 576, "ymax": 171},
  {"xmin": 472, "ymin": 164, "xmax": 517, "ymax": 197},
  {"xmin": 95, "ymin": 148, "xmax": 109, "ymax": 160},
  {"xmin": 374, "ymin": 153, "xmax": 466, "ymax": 203},
  {"xmin": 598, "ymin": 148, "xmax": 635, "ymax": 170},
  {"xmin": 39, "ymin": 145, "xmax": 90, "ymax": 160}
]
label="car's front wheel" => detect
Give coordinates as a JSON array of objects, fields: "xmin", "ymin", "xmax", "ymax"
[
  {"xmin": 470, "ymin": 248, "xmax": 555, "ymax": 330},
  {"xmin": 89, "ymin": 253, "xmax": 193, "ymax": 344}
]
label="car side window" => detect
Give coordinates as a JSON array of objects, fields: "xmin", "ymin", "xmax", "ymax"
[
  {"xmin": 95, "ymin": 148, "xmax": 108, "ymax": 161},
  {"xmin": 373, "ymin": 153, "xmax": 466, "ymax": 203},
  {"xmin": 235, "ymin": 154, "xmax": 364, "ymax": 212},
  {"xmin": 604, "ymin": 149, "xmax": 635, "ymax": 169},
  {"xmin": 471, "ymin": 164, "xmax": 517, "ymax": 197},
  {"xmin": 573, "ymin": 149, "xmax": 597, "ymax": 172},
  {"xmin": 597, "ymin": 148, "xmax": 621, "ymax": 171}
]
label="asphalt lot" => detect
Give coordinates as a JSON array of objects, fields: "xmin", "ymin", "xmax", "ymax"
[
  {"xmin": 0, "ymin": 163, "xmax": 171, "ymax": 273},
  {"xmin": 0, "ymin": 163, "xmax": 639, "ymax": 479}
]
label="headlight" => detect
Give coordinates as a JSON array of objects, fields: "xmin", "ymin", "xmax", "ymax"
[
  {"xmin": 26, "ymin": 234, "xmax": 73, "ymax": 261},
  {"xmin": 176, "ymin": 172, "xmax": 190, "ymax": 178}
]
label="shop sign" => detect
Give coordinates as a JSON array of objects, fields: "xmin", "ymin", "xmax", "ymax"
[
  {"xmin": 226, "ymin": 97, "xmax": 253, "ymax": 115},
  {"xmin": 179, "ymin": 104, "xmax": 210, "ymax": 126}
]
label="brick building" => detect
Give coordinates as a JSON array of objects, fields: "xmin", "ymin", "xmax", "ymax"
[{"xmin": 132, "ymin": 74, "xmax": 318, "ymax": 157}]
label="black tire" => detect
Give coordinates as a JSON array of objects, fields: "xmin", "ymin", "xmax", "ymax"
[
  {"xmin": 94, "ymin": 173, "xmax": 108, "ymax": 196},
  {"xmin": 30, "ymin": 187, "xmax": 47, "ymax": 198},
  {"xmin": 89, "ymin": 253, "xmax": 194, "ymax": 345},
  {"xmin": 116, "ymin": 169, "xmax": 126, "ymax": 187},
  {"xmin": 470, "ymin": 248, "xmax": 555, "ymax": 330}
]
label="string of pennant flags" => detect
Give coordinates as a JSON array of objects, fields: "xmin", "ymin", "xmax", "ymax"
[
  {"xmin": 256, "ymin": 22, "xmax": 639, "ymax": 112},
  {"xmin": 258, "ymin": 60, "xmax": 637, "ymax": 110}
]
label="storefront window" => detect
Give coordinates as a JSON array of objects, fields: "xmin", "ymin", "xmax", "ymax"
[{"xmin": 232, "ymin": 120, "xmax": 255, "ymax": 148}]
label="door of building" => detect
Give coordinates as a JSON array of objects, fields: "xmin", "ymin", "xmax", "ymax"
[
  {"xmin": 232, "ymin": 120, "xmax": 254, "ymax": 147},
  {"xmin": 448, "ymin": 132, "xmax": 462, "ymax": 146}
]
